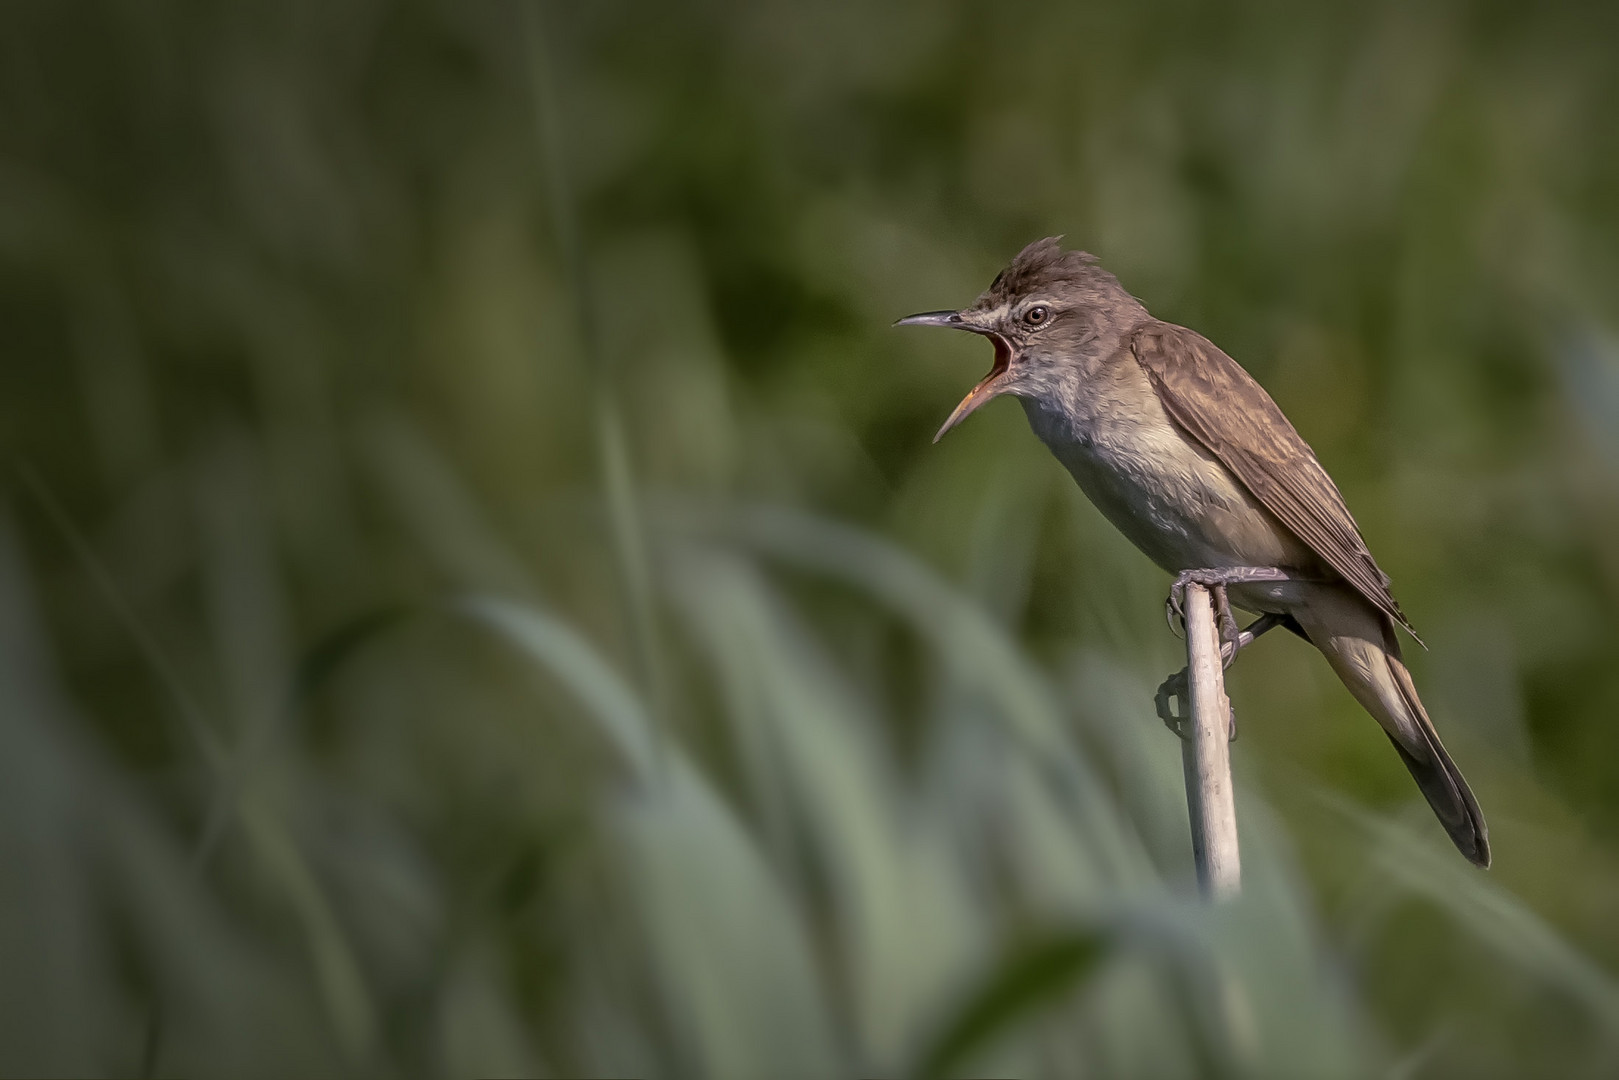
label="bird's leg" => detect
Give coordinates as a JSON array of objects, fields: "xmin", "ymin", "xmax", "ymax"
[
  {"xmin": 1155, "ymin": 609, "xmax": 1287, "ymax": 741},
  {"xmin": 1210, "ymin": 585, "xmax": 1242, "ymax": 660},
  {"xmin": 1219, "ymin": 611, "xmax": 1284, "ymax": 670},
  {"xmin": 1157, "ymin": 567, "xmax": 1294, "ymax": 739},
  {"xmin": 1163, "ymin": 566, "xmax": 1295, "ymax": 639}
]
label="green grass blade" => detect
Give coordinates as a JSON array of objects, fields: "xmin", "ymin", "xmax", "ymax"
[
  {"xmin": 910, "ymin": 928, "xmax": 1111, "ymax": 1080},
  {"xmin": 455, "ymin": 593, "xmax": 659, "ymax": 785}
]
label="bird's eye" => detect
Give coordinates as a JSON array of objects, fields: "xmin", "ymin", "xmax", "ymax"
[{"xmin": 1024, "ymin": 305, "xmax": 1049, "ymax": 326}]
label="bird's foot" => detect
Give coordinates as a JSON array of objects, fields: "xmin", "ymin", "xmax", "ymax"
[
  {"xmin": 1155, "ymin": 667, "xmax": 1238, "ymax": 741},
  {"xmin": 1156, "ymin": 568, "xmax": 1293, "ymax": 742},
  {"xmin": 1155, "ymin": 611, "xmax": 1286, "ymax": 740},
  {"xmin": 1165, "ymin": 566, "xmax": 1294, "ymax": 659}
]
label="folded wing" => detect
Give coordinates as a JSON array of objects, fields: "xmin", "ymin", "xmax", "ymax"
[{"xmin": 1130, "ymin": 321, "xmax": 1418, "ymax": 641}]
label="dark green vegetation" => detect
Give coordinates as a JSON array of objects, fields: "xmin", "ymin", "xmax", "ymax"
[{"xmin": 5, "ymin": 1, "xmax": 1619, "ymax": 1076}]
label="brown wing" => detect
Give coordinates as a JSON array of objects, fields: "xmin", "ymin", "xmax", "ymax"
[{"xmin": 1130, "ymin": 321, "xmax": 1419, "ymax": 641}]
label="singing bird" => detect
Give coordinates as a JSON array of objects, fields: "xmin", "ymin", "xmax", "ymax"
[{"xmin": 899, "ymin": 238, "xmax": 1489, "ymax": 867}]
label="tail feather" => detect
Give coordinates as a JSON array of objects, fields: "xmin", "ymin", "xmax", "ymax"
[
  {"xmin": 1382, "ymin": 650, "xmax": 1490, "ymax": 867},
  {"xmin": 1292, "ymin": 586, "xmax": 1491, "ymax": 868}
]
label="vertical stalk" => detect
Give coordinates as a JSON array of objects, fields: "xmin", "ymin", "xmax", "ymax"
[{"xmin": 1180, "ymin": 583, "xmax": 1241, "ymax": 898}]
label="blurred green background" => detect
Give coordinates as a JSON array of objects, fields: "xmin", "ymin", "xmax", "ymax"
[{"xmin": 5, "ymin": 0, "xmax": 1619, "ymax": 1076}]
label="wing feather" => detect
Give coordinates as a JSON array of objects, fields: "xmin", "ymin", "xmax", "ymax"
[{"xmin": 1130, "ymin": 321, "xmax": 1419, "ymax": 641}]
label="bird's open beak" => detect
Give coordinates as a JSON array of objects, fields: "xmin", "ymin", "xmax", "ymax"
[{"xmin": 894, "ymin": 309, "xmax": 1015, "ymax": 442}]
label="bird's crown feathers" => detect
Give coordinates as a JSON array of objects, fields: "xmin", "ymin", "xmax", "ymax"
[{"xmin": 982, "ymin": 236, "xmax": 1104, "ymax": 305}]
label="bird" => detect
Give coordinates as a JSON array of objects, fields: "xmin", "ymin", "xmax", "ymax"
[{"xmin": 897, "ymin": 237, "xmax": 1489, "ymax": 868}]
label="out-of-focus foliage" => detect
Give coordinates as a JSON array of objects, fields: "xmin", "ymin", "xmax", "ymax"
[{"xmin": 4, "ymin": 0, "xmax": 1619, "ymax": 1076}]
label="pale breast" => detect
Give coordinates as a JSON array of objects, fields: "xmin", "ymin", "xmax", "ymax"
[{"xmin": 1018, "ymin": 370, "xmax": 1315, "ymax": 576}]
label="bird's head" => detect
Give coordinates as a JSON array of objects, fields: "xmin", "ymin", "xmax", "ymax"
[{"xmin": 897, "ymin": 237, "xmax": 1144, "ymax": 441}]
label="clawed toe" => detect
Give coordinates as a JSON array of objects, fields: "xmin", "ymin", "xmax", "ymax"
[
  {"xmin": 1213, "ymin": 589, "xmax": 1242, "ymax": 663},
  {"xmin": 1164, "ymin": 593, "xmax": 1186, "ymax": 637},
  {"xmin": 1165, "ymin": 569, "xmax": 1294, "ymax": 667},
  {"xmin": 1155, "ymin": 666, "xmax": 1237, "ymax": 741},
  {"xmin": 1155, "ymin": 668, "xmax": 1189, "ymax": 737}
]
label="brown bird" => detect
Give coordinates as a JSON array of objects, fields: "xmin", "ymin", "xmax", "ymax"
[{"xmin": 898, "ymin": 237, "xmax": 1489, "ymax": 867}]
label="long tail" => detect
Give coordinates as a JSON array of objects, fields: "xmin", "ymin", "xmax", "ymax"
[{"xmin": 1291, "ymin": 585, "xmax": 1491, "ymax": 868}]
